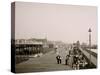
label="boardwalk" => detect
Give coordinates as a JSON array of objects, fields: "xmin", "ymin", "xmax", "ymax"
[{"xmin": 16, "ymin": 47, "xmax": 72, "ymax": 73}]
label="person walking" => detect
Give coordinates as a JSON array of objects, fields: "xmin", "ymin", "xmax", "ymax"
[
  {"xmin": 59, "ymin": 56, "xmax": 62, "ymax": 64},
  {"xmin": 65, "ymin": 55, "xmax": 69, "ymax": 65},
  {"xmin": 56, "ymin": 55, "xmax": 62, "ymax": 64}
]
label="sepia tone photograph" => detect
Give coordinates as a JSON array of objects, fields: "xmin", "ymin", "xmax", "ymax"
[{"xmin": 11, "ymin": 2, "xmax": 97, "ymax": 73}]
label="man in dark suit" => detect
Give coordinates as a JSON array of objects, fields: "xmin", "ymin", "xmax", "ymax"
[{"xmin": 56, "ymin": 55, "xmax": 62, "ymax": 64}]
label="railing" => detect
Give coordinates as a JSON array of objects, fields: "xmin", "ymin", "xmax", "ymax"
[{"xmin": 79, "ymin": 47, "xmax": 97, "ymax": 66}]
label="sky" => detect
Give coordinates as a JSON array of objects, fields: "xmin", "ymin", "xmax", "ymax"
[{"xmin": 15, "ymin": 2, "xmax": 97, "ymax": 44}]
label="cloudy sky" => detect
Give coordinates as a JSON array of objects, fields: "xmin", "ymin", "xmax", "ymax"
[{"xmin": 15, "ymin": 2, "xmax": 97, "ymax": 44}]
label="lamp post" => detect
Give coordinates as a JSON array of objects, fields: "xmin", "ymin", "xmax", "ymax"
[{"xmin": 88, "ymin": 28, "xmax": 92, "ymax": 66}]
